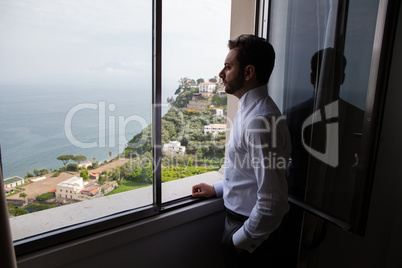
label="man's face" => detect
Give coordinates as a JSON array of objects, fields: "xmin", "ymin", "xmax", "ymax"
[{"xmin": 219, "ymin": 48, "xmax": 245, "ymax": 95}]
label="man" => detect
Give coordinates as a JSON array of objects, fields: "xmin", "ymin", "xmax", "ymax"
[{"xmin": 192, "ymin": 34, "xmax": 291, "ymax": 267}]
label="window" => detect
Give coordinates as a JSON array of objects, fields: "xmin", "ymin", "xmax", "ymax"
[
  {"xmin": 264, "ymin": 0, "xmax": 389, "ymax": 233},
  {"xmin": 0, "ymin": 0, "xmax": 152, "ymax": 251},
  {"xmin": 0, "ymin": 0, "xmax": 230, "ymax": 255},
  {"xmin": 161, "ymin": 0, "xmax": 230, "ymax": 202}
]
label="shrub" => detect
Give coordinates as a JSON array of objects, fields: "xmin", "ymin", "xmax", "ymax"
[
  {"xmin": 35, "ymin": 192, "xmax": 55, "ymax": 201},
  {"xmin": 66, "ymin": 163, "xmax": 78, "ymax": 171},
  {"xmin": 9, "ymin": 208, "xmax": 29, "ymax": 217},
  {"xmin": 80, "ymin": 170, "xmax": 89, "ymax": 180}
]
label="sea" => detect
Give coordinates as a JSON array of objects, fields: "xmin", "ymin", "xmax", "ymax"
[{"xmin": 0, "ymin": 84, "xmax": 155, "ymax": 179}]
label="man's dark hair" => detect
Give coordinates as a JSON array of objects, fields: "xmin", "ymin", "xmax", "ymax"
[
  {"xmin": 228, "ymin": 34, "xmax": 275, "ymax": 85},
  {"xmin": 311, "ymin": 48, "xmax": 347, "ymax": 79}
]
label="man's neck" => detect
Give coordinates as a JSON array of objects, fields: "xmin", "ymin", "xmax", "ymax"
[{"xmin": 233, "ymin": 81, "xmax": 265, "ymax": 99}]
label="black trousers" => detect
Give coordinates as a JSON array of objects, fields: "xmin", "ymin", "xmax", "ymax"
[{"xmin": 221, "ymin": 208, "xmax": 299, "ymax": 268}]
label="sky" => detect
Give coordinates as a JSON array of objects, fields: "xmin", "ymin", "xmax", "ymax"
[{"xmin": 0, "ymin": 0, "xmax": 231, "ymax": 96}]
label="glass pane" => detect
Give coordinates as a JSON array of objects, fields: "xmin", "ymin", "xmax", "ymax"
[
  {"xmin": 269, "ymin": 0, "xmax": 379, "ymax": 221},
  {"xmin": 0, "ymin": 0, "xmax": 152, "ymax": 240},
  {"xmin": 161, "ymin": 0, "xmax": 231, "ymax": 202}
]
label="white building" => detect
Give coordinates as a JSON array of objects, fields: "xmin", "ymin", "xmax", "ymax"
[
  {"xmin": 204, "ymin": 124, "xmax": 227, "ymax": 136},
  {"xmin": 163, "ymin": 141, "xmax": 186, "ymax": 154},
  {"xmin": 216, "ymin": 109, "xmax": 224, "ymax": 118},
  {"xmin": 199, "ymin": 82, "xmax": 216, "ymax": 93},
  {"xmin": 77, "ymin": 161, "xmax": 92, "ymax": 169},
  {"xmin": 56, "ymin": 176, "xmax": 85, "ymax": 200},
  {"xmin": 56, "ymin": 176, "xmax": 102, "ymax": 200},
  {"xmin": 4, "ymin": 176, "xmax": 25, "ymax": 188}
]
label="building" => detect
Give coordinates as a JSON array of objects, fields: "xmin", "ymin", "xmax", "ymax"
[
  {"xmin": 80, "ymin": 184, "xmax": 101, "ymax": 198},
  {"xmin": 77, "ymin": 161, "xmax": 92, "ymax": 169},
  {"xmin": 163, "ymin": 141, "xmax": 186, "ymax": 154},
  {"xmin": 204, "ymin": 124, "xmax": 226, "ymax": 137},
  {"xmin": 4, "ymin": 187, "xmax": 14, "ymax": 195},
  {"xmin": 4, "ymin": 176, "xmax": 24, "ymax": 188},
  {"xmin": 89, "ymin": 171, "xmax": 103, "ymax": 180},
  {"xmin": 215, "ymin": 109, "xmax": 224, "ymax": 118},
  {"xmin": 56, "ymin": 176, "xmax": 85, "ymax": 200},
  {"xmin": 199, "ymin": 82, "xmax": 216, "ymax": 93},
  {"xmin": 56, "ymin": 176, "xmax": 101, "ymax": 200},
  {"xmin": 214, "ymin": 76, "xmax": 225, "ymax": 94}
]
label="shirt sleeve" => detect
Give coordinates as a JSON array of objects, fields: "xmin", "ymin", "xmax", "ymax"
[
  {"xmin": 213, "ymin": 181, "xmax": 223, "ymax": 197},
  {"xmin": 232, "ymin": 115, "xmax": 290, "ymax": 253}
]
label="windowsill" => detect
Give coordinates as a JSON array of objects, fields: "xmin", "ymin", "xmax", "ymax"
[{"xmin": 10, "ymin": 171, "xmax": 223, "ymax": 241}]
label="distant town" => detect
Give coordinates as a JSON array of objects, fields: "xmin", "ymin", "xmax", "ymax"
[{"xmin": 4, "ymin": 76, "xmax": 228, "ymax": 217}]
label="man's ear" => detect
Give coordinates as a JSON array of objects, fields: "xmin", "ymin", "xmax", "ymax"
[{"xmin": 244, "ymin": 65, "xmax": 255, "ymax": 81}]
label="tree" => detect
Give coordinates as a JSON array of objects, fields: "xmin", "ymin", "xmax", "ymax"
[
  {"xmin": 33, "ymin": 168, "xmax": 40, "ymax": 177},
  {"xmin": 25, "ymin": 171, "xmax": 33, "ymax": 178},
  {"xmin": 72, "ymin": 155, "xmax": 87, "ymax": 164},
  {"xmin": 39, "ymin": 168, "xmax": 49, "ymax": 175},
  {"xmin": 66, "ymin": 163, "xmax": 78, "ymax": 171},
  {"xmin": 109, "ymin": 151, "xmax": 113, "ymax": 160},
  {"xmin": 167, "ymin": 97, "xmax": 175, "ymax": 106},
  {"xmin": 197, "ymin": 78, "xmax": 205, "ymax": 85},
  {"xmin": 57, "ymin": 155, "xmax": 74, "ymax": 167},
  {"xmin": 178, "ymin": 77, "xmax": 196, "ymax": 92},
  {"xmin": 19, "ymin": 192, "xmax": 27, "ymax": 202},
  {"xmin": 212, "ymin": 94, "xmax": 227, "ymax": 107},
  {"xmin": 175, "ymin": 87, "xmax": 182, "ymax": 95},
  {"xmin": 10, "ymin": 208, "xmax": 28, "ymax": 216},
  {"xmin": 80, "ymin": 170, "xmax": 89, "ymax": 181},
  {"xmin": 93, "ymin": 157, "xmax": 96, "ymax": 162},
  {"xmin": 209, "ymin": 78, "xmax": 217, "ymax": 82}
]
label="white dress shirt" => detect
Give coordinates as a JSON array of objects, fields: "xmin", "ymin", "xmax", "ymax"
[{"xmin": 214, "ymin": 85, "xmax": 291, "ymax": 253}]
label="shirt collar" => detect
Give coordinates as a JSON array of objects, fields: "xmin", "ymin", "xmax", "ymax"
[{"xmin": 238, "ymin": 84, "xmax": 268, "ymax": 109}]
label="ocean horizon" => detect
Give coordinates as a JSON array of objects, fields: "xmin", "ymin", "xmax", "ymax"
[{"xmin": 0, "ymin": 84, "xmax": 154, "ymax": 179}]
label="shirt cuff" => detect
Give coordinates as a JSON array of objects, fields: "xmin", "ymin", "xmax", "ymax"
[
  {"xmin": 213, "ymin": 181, "xmax": 223, "ymax": 197},
  {"xmin": 232, "ymin": 226, "xmax": 263, "ymax": 253}
]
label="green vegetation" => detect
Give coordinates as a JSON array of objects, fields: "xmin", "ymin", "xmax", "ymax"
[
  {"xmin": 66, "ymin": 163, "xmax": 78, "ymax": 171},
  {"xmin": 24, "ymin": 203, "xmax": 56, "ymax": 212},
  {"xmin": 212, "ymin": 94, "xmax": 227, "ymax": 107},
  {"xmin": 8, "ymin": 203, "xmax": 56, "ymax": 216},
  {"xmin": 57, "ymin": 155, "xmax": 74, "ymax": 167},
  {"xmin": 8, "ymin": 206, "xmax": 29, "ymax": 217},
  {"xmin": 80, "ymin": 170, "xmax": 89, "ymax": 180},
  {"xmin": 113, "ymin": 77, "xmax": 227, "ymax": 196},
  {"xmin": 162, "ymin": 165, "xmax": 220, "ymax": 182},
  {"xmin": 33, "ymin": 168, "xmax": 49, "ymax": 177},
  {"xmin": 72, "ymin": 155, "xmax": 87, "ymax": 164},
  {"xmin": 35, "ymin": 192, "xmax": 55, "ymax": 201},
  {"xmin": 19, "ymin": 192, "xmax": 27, "ymax": 200},
  {"xmin": 105, "ymin": 180, "xmax": 151, "ymax": 196}
]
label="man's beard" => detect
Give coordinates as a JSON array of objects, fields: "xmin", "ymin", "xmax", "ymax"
[{"xmin": 224, "ymin": 70, "xmax": 245, "ymax": 95}]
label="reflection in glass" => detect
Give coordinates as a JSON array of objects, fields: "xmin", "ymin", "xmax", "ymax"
[
  {"xmin": 268, "ymin": 0, "xmax": 379, "ymax": 264},
  {"xmin": 269, "ymin": 0, "xmax": 378, "ymax": 221}
]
